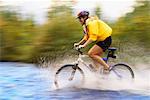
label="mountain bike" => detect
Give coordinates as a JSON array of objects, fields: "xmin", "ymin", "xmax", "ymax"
[{"xmin": 54, "ymin": 47, "xmax": 135, "ymax": 88}]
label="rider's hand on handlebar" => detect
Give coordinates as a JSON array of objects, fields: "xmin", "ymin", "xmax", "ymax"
[
  {"xmin": 74, "ymin": 43, "xmax": 80, "ymax": 48},
  {"xmin": 74, "ymin": 43, "xmax": 84, "ymax": 50},
  {"xmin": 78, "ymin": 45, "xmax": 84, "ymax": 49},
  {"xmin": 73, "ymin": 44, "xmax": 84, "ymax": 54}
]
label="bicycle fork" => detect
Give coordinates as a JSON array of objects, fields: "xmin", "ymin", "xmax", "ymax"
[{"xmin": 68, "ymin": 64, "xmax": 78, "ymax": 81}]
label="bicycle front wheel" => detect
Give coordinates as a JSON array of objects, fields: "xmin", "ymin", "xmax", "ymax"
[
  {"xmin": 109, "ymin": 63, "xmax": 134, "ymax": 79},
  {"xmin": 54, "ymin": 64, "xmax": 85, "ymax": 88}
]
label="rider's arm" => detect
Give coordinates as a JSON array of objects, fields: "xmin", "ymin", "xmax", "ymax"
[
  {"xmin": 82, "ymin": 38, "xmax": 93, "ymax": 47},
  {"xmin": 82, "ymin": 32, "xmax": 98, "ymax": 47},
  {"xmin": 78, "ymin": 34, "xmax": 88, "ymax": 45}
]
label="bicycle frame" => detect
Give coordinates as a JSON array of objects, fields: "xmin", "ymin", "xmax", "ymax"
[
  {"xmin": 73, "ymin": 49, "xmax": 102, "ymax": 72},
  {"xmin": 54, "ymin": 47, "xmax": 134, "ymax": 88},
  {"xmin": 73, "ymin": 47, "xmax": 117, "ymax": 71},
  {"xmin": 74, "ymin": 54, "xmax": 91, "ymax": 69}
]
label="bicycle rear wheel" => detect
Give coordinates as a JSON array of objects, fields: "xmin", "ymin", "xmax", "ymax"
[
  {"xmin": 54, "ymin": 64, "xmax": 85, "ymax": 88},
  {"xmin": 109, "ymin": 63, "xmax": 134, "ymax": 79}
]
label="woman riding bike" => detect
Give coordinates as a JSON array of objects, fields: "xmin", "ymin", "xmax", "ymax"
[{"xmin": 74, "ymin": 11, "xmax": 112, "ymax": 73}]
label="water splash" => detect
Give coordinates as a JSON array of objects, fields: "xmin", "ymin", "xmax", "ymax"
[{"xmin": 38, "ymin": 57, "xmax": 150, "ymax": 96}]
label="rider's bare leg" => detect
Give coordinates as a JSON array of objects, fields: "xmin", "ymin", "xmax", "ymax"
[
  {"xmin": 88, "ymin": 45, "xmax": 109, "ymax": 71},
  {"xmin": 92, "ymin": 60, "xmax": 101, "ymax": 70}
]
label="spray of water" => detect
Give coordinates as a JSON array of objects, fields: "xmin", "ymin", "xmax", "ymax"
[
  {"xmin": 82, "ymin": 65, "xmax": 150, "ymax": 96},
  {"xmin": 38, "ymin": 56, "xmax": 150, "ymax": 96}
]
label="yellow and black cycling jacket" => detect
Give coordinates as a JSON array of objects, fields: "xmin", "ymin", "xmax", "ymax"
[{"xmin": 83, "ymin": 16, "xmax": 112, "ymax": 41}]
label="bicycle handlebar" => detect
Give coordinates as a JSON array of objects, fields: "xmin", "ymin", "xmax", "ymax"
[{"xmin": 74, "ymin": 46, "xmax": 83, "ymax": 55}]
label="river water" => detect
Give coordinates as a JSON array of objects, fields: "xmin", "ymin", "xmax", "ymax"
[{"xmin": 0, "ymin": 62, "xmax": 150, "ymax": 100}]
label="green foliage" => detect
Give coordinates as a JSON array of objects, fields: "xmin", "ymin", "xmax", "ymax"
[
  {"xmin": 33, "ymin": 5, "xmax": 82, "ymax": 60},
  {"xmin": 94, "ymin": 5, "xmax": 102, "ymax": 18},
  {"xmin": 0, "ymin": 7, "xmax": 36, "ymax": 62},
  {"xmin": 0, "ymin": 1, "xmax": 149, "ymax": 63},
  {"xmin": 112, "ymin": 0, "xmax": 150, "ymax": 50}
]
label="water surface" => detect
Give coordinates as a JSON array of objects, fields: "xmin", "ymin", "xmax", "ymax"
[{"xmin": 0, "ymin": 62, "xmax": 149, "ymax": 100}]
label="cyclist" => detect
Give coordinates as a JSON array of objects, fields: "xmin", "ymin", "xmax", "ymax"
[{"xmin": 74, "ymin": 11, "xmax": 112, "ymax": 73}]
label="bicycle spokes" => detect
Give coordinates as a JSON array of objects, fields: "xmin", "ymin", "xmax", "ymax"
[
  {"xmin": 110, "ymin": 63, "xmax": 134, "ymax": 79},
  {"xmin": 54, "ymin": 64, "xmax": 84, "ymax": 88},
  {"xmin": 112, "ymin": 70, "xmax": 122, "ymax": 78}
]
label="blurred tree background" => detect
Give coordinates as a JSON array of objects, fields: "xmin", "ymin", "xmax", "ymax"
[
  {"xmin": 0, "ymin": 5, "xmax": 36, "ymax": 62},
  {"xmin": 0, "ymin": 0, "xmax": 149, "ymax": 63},
  {"xmin": 112, "ymin": 0, "xmax": 150, "ymax": 62}
]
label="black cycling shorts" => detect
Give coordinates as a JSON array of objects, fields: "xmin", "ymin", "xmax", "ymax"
[{"xmin": 96, "ymin": 36, "xmax": 112, "ymax": 52}]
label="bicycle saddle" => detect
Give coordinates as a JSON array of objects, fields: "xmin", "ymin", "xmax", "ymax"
[
  {"xmin": 108, "ymin": 47, "xmax": 117, "ymax": 51},
  {"xmin": 107, "ymin": 47, "xmax": 117, "ymax": 59}
]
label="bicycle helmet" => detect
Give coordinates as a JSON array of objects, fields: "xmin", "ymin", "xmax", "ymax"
[{"xmin": 77, "ymin": 11, "xmax": 89, "ymax": 19}]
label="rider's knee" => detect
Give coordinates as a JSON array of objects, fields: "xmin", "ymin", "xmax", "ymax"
[
  {"xmin": 88, "ymin": 51, "xmax": 95, "ymax": 58},
  {"xmin": 88, "ymin": 51, "xmax": 102, "ymax": 58}
]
